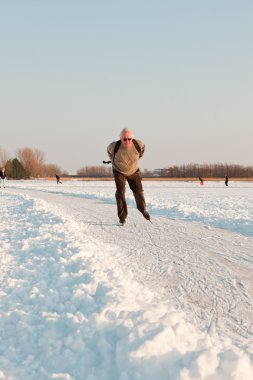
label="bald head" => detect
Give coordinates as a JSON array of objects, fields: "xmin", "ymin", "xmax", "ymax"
[
  {"xmin": 120, "ymin": 128, "xmax": 133, "ymax": 138},
  {"xmin": 120, "ymin": 128, "xmax": 133, "ymax": 149}
]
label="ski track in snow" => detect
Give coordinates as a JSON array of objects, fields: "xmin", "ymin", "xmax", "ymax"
[
  {"xmin": 18, "ymin": 188, "xmax": 253, "ymax": 344},
  {"xmin": 1, "ymin": 182, "xmax": 253, "ymax": 379}
]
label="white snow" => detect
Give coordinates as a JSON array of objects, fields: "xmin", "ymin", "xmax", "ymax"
[{"xmin": 0, "ymin": 180, "xmax": 253, "ymax": 380}]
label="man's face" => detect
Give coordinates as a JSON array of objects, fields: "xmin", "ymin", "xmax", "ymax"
[{"xmin": 121, "ymin": 131, "xmax": 133, "ymax": 149}]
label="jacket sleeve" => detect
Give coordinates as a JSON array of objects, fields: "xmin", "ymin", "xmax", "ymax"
[
  {"xmin": 135, "ymin": 139, "xmax": 145, "ymax": 158},
  {"xmin": 141, "ymin": 143, "xmax": 145, "ymax": 157},
  {"xmin": 107, "ymin": 142, "xmax": 115, "ymax": 160}
]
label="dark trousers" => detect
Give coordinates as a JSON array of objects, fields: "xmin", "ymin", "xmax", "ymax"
[{"xmin": 113, "ymin": 169, "xmax": 147, "ymax": 221}]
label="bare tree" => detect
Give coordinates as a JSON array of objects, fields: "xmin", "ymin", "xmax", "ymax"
[
  {"xmin": 42, "ymin": 163, "xmax": 62, "ymax": 177},
  {"xmin": 17, "ymin": 148, "xmax": 45, "ymax": 178},
  {"xmin": 77, "ymin": 165, "xmax": 112, "ymax": 177}
]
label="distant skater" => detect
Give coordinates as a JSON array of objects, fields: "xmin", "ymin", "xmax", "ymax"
[
  {"xmin": 107, "ymin": 128, "xmax": 150, "ymax": 225},
  {"xmin": 55, "ymin": 174, "xmax": 62, "ymax": 184},
  {"xmin": 199, "ymin": 176, "xmax": 204, "ymax": 186},
  {"xmin": 0, "ymin": 167, "xmax": 6, "ymax": 188},
  {"xmin": 225, "ymin": 175, "xmax": 229, "ymax": 186}
]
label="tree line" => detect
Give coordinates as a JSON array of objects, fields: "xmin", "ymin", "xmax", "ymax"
[
  {"xmin": 75, "ymin": 163, "xmax": 253, "ymax": 178},
  {"xmin": 0, "ymin": 148, "xmax": 62, "ymax": 179},
  {"xmin": 1, "ymin": 147, "xmax": 252, "ymax": 178},
  {"xmin": 156, "ymin": 163, "xmax": 253, "ymax": 178},
  {"xmin": 76, "ymin": 165, "xmax": 112, "ymax": 177}
]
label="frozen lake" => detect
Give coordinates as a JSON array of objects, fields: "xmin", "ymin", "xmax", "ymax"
[{"xmin": 1, "ymin": 180, "xmax": 253, "ymax": 379}]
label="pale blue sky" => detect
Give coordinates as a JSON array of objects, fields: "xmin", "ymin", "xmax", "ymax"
[{"xmin": 1, "ymin": 1, "xmax": 252, "ymax": 173}]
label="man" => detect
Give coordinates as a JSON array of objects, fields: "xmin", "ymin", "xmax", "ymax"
[
  {"xmin": 107, "ymin": 128, "xmax": 150, "ymax": 225},
  {"xmin": 0, "ymin": 167, "xmax": 6, "ymax": 188},
  {"xmin": 55, "ymin": 174, "xmax": 62, "ymax": 184}
]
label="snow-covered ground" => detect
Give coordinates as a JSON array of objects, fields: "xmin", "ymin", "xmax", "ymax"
[{"xmin": 1, "ymin": 180, "xmax": 253, "ymax": 380}]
